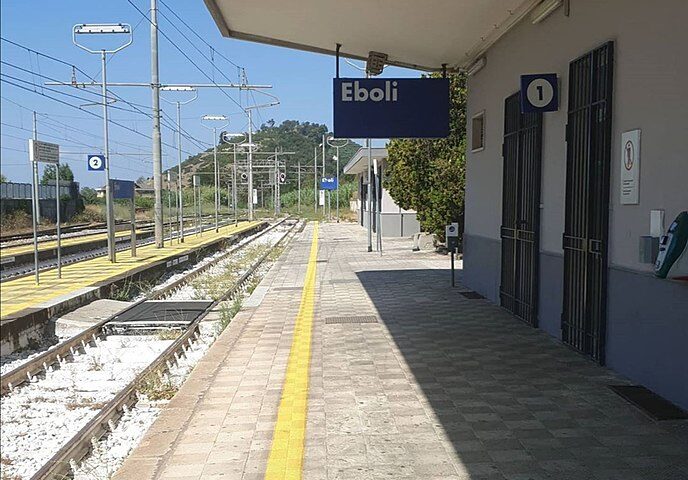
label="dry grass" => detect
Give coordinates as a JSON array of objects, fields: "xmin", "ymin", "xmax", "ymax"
[
  {"xmin": 157, "ymin": 329, "xmax": 181, "ymax": 341},
  {"xmin": 190, "ymin": 244, "xmax": 270, "ymax": 300},
  {"xmin": 65, "ymin": 398, "xmax": 107, "ymax": 411},
  {"xmin": 138, "ymin": 372, "xmax": 178, "ymax": 401}
]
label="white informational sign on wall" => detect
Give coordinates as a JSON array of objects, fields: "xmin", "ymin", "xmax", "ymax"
[{"xmin": 620, "ymin": 129, "xmax": 641, "ymax": 205}]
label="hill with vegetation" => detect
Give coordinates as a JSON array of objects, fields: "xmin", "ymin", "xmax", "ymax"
[{"xmin": 164, "ymin": 120, "xmax": 361, "ymax": 193}]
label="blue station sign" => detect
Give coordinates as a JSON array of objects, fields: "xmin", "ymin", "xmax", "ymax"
[
  {"xmin": 520, "ymin": 73, "xmax": 559, "ymax": 113},
  {"xmin": 333, "ymin": 78, "xmax": 450, "ymax": 139},
  {"xmin": 320, "ymin": 177, "xmax": 337, "ymax": 190},
  {"xmin": 87, "ymin": 154, "xmax": 105, "ymax": 171},
  {"xmin": 111, "ymin": 179, "xmax": 136, "ymax": 199}
]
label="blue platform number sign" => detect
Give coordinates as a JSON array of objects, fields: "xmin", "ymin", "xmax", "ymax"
[
  {"xmin": 333, "ymin": 78, "xmax": 450, "ymax": 139},
  {"xmin": 111, "ymin": 179, "xmax": 135, "ymax": 199},
  {"xmin": 87, "ymin": 154, "xmax": 105, "ymax": 171},
  {"xmin": 320, "ymin": 177, "xmax": 337, "ymax": 191},
  {"xmin": 520, "ymin": 74, "xmax": 558, "ymax": 113}
]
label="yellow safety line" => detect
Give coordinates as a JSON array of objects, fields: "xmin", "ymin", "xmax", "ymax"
[{"xmin": 265, "ymin": 223, "xmax": 318, "ymax": 480}]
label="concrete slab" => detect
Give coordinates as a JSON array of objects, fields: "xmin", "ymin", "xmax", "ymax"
[{"xmin": 55, "ymin": 298, "xmax": 132, "ymax": 331}]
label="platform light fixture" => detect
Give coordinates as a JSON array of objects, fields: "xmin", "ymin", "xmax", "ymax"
[
  {"xmin": 74, "ymin": 23, "xmax": 131, "ymax": 35},
  {"xmin": 160, "ymin": 85, "xmax": 195, "ymax": 92},
  {"xmin": 531, "ymin": 0, "xmax": 563, "ymax": 24},
  {"xmin": 366, "ymin": 51, "xmax": 388, "ymax": 76},
  {"xmin": 201, "ymin": 114, "xmax": 229, "ymax": 232},
  {"xmin": 202, "ymin": 115, "xmax": 228, "ymax": 121},
  {"xmin": 466, "ymin": 57, "xmax": 487, "ymax": 76},
  {"xmin": 72, "ymin": 22, "xmax": 133, "ymax": 263},
  {"xmin": 161, "ymin": 86, "xmax": 198, "ymax": 243}
]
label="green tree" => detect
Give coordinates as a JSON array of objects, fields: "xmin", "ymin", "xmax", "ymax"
[
  {"xmin": 41, "ymin": 163, "xmax": 74, "ymax": 184},
  {"xmin": 0, "ymin": 173, "xmax": 7, "ymax": 183},
  {"xmin": 385, "ymin": 73, "xmax": 467, "ymax": 242},
  {"xmin": 80, "ymin": 186, "xmax": 99, "ymax": 204}
]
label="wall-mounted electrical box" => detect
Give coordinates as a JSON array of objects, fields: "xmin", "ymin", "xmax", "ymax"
[{"xmin": 639, "ymin": 236, "xmax": 659, "ymax": 264}]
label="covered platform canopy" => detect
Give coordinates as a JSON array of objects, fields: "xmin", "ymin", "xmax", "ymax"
[
  {"xmin": 203, "ymin": 0, "xmax": 544, "ymax": 71},
  {"xmin": 343, "ymin": 147, "xmax": 387, "ymax": 175}
]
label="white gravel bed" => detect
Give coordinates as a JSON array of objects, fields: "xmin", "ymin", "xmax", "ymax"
[
  {"xmin": 0, "ymin": 335, "xmax": 173, "ymax": 480},
  {"xmin": 146, "ymin": 224, "xmax": 288, "ymax": 301},
  {"xmin": 72, "ymin": 321, "xmax": 218, "ymax": 480},
  {"xmin": 70, "ymin": 224, "xmax": 295, "ymax": 479},
  {"xmin": 1, "ymin": 339, "xmax": 58, "ymax": 376}
]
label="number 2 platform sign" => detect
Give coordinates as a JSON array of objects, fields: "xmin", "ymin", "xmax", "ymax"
[{"xmin": 520, "ymin": 73, "xmax": 558, "ymax": 113}]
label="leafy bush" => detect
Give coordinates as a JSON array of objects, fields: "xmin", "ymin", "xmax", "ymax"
[
  {"xmin": 80, "ymin": 187, "xmax": 100, "ymax": 205},
  {"xmin": 385, "ymin": 73, "xmax": 467, "ymax": 242}
]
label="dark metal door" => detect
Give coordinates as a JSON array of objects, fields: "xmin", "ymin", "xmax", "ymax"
[
  {"xmin": 562, "ymin": 42, "xmax": 614, "ymax": 363},
  {"xmin": 500, "ymin": 92, "xmax": 543, "ymax": 326}
]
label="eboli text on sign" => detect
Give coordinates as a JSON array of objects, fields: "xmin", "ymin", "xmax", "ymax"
[
  {"xmin": 333, "ymin": 78, "xmax": 449, "ymax": 139},
  {"xmin": 341, "ymin": 81, "xmax": 398, "ymax": 103}
]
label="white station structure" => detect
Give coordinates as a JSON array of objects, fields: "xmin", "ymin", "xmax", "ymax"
[{"xmin": 202, "ymin": 0, "xmax": 688, "ymax": 412}]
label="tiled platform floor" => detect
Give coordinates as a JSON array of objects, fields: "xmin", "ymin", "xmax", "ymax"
[{"xmin": 114, "ymin": 222, "xmax": 688, "ymax": 480}]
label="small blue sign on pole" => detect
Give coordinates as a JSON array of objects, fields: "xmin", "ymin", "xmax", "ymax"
[
  {"xmin": 87, "ymin": 154, "xmax": 106, "ymax": 171},
  {"xmin": 333, "ymin": 78, "xmax": 450, "ymax": 139},
  {"xmin": 111, "ymin": 179, "xmax": 136, "ymax": 199},
  {"xmin": 320, "ymin": 177, "xmax": 337, "ymax": 191},
  {"xmin": 520, "ymin": 73, "xmax": 559, "ymax": 113}
]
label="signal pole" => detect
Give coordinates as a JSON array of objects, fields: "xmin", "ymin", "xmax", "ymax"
[
  {"xmin": 150, "ymin": 0, "xmax": 164, "ymax": 247},
  {"xmin": 247, "ymin": 108, "xmax": 254, "ymax": 221},
  {"xmin": 297, "ymin": 159, "xmax": 301, "ymax": 214},
  {"xmin": 313, "ymin": 146, "xmax": 318, "ymax": 214}
]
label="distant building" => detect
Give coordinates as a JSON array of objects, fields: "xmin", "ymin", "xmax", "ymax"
[{"xmin": 343, "ymin": 147, "xmax": 420, "ymax": 237}]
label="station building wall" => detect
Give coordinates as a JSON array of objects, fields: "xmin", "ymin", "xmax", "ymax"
[{"xmin": 463, "ymin": 0, "xmax": 688, "ymax": 409}]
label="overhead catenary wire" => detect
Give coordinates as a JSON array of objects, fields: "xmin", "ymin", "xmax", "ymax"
[
  {"xmin": 1, "ymin": 77, "xmax": 191, "ymax": 156},
  {"xmin": 125, "ymin": 0, "xmax": 245, "ymax": 113},
  {"xmin": 1, "ymin": 38, "xmax": 209, "ymax": 153}
]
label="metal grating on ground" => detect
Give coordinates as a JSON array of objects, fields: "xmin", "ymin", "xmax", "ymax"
[
  {"xmin": 329, "ymin": 279, "xmax": 359, "ymax": 284},
  {"xmin": 460, "ymin": 290, "xmax": 485, "ymax": 299},
  {"xmin": 610, "ymin": 385, "xmax": 688, "ymax": 421},
  {"xmin": 106, "ymin": 300, "xmax": 214, "ymax": 331},
  {"xmin": 325, "ymin": 315, "xmax": 379, "ymax": 324},
  {"xmin": 273, "ymin": 286, "xmax": 303, "ymax": 291}
]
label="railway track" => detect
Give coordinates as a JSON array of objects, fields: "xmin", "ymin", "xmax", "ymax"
[{"xmin": 0, "ymin": 217, "xmax": 300, "ymax": 479}]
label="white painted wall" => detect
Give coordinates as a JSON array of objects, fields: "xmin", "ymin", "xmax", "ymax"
[{"xmin": 465, "ymin": 0, "xmax": 688, "ymax": 272}]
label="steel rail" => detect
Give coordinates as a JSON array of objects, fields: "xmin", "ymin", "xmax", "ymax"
[
  {"xmin": 29, "ymin": 218, "xmax": 300, "ymax": 480},
  {"xmin": 0, "ymin": 219, "xmax": 278, "ymax": 394}
]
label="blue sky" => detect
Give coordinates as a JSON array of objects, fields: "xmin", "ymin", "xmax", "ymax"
[{"xmin": 1, "ymin": 1, "xmax": 418, "ymax": 187}]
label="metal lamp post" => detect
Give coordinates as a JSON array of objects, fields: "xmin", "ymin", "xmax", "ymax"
[
  {"xmin": 73, "ymin": 23, "xmax": 133, "ymax": 263},
  {"xmin": 244, "ymin": 100, "xmax": 279, "ymax": 221},
  {"xmin": 161, "ymin": 86, "xmax": 197, "ymax": 243},
  {"xmin": 220, "ymin": 131, "xmax": 246, "ymax": 227},
  {"xmin": 327, "ymin": 136, "xmax": 349, "ymax": 223},
  {"xmin": 201, "ymin": 115, "xmax": 229, "ymax": 232}
]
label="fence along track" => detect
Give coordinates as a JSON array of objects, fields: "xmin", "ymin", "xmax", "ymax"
[
  {"xmin": 0, "ymin": 218, "xmax": 289, "ymax": 395},
  {"xmin": 29, "ymin": 218, "xmax": 301, "ymax": 480}
]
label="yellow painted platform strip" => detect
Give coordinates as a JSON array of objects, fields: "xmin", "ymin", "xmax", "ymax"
[
  {"xmin": 0, "ymin": 222, "xmax": 259, "ymax": 319},
  {"xmin": 1, "ymin": 229, "xmax": 146, "ymax": 257},
  {"xmin": 265, "ymin": 223, "xmax": 318, "ymax": 480}
]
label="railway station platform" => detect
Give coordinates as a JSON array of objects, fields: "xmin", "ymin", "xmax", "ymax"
[
  {"xmin": 0, "ymin": 227, "xmax": 154, "ymax": 270},
  {"xmin": 0, "ymin": 221, "xmax": 262, "ymax": 353},
  {"xmin": 114, "ymin": 222, "xmax": 688, "ymax": 480}
]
